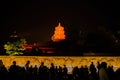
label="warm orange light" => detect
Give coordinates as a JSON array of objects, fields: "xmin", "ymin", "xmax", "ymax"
[
  {"xmin": 21, "ymin": 45, "xmax": 32, "ymax": 49},
  {"xmin": 51, "ymin": 22, "xmax": 66, "ymax": 42},
  {"xmin": 0, "ymin": 56, "xmax": 120, "ymax": 74}
]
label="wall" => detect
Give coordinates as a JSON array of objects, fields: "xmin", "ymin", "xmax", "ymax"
[{"xmin": 0, "ymin": 56, "xmax": 120, "ymax": 72}]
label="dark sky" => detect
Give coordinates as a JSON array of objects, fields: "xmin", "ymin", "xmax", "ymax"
[{"xmin": 0, "ymin": 0, "xmax": 120, "ymax": 44}]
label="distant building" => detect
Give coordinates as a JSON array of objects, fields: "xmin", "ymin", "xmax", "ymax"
[
  {"xmin": 51, "ymin": 22, "xmax": 66, "ymax": 42},
  {"xmin": 22, "ymin": 43, "xmax": 55, "ymax": 54},
  {"xmin": 10, "ymin": 31, "xmax": 18, "ymax": 38}
]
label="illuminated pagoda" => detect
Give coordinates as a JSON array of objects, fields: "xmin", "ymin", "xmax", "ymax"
[{"xmin": 51, "ymin": 22, "xmax": 66, "ymax": 42}]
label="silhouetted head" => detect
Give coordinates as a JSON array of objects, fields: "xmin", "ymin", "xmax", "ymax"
[
  {"xmin": 91, "ymin": 62, "xmax": 93, "ymax": 64},
  {"xmin": 51, "ymin": 63, "xmax": 54, "ymax": 66},
  {"xmin": 27, "ymin": 60, "xmax": 30, "ymax": 64},
  {"xmin": 13, "ymin": 61, "xmax": 16, "ymax": 65},
  {"xmin": 41, "ymin": 62, "xmax": 44, "ymax": 66},
  {"xmin": 97, "ymin": 61, "xmax": 100, "ymax": 64},
  {"xmin": 64, "ymin": 64, "xmax": 66, "ymax": 67},
  {"xmin": 101, "ymin": 62, "xmax": 107, "ymax": 69}
]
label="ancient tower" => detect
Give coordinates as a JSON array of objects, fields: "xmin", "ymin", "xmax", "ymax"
[{"xmin": 51, "ymin": 22, "xmax": 66, "ymax": 42}]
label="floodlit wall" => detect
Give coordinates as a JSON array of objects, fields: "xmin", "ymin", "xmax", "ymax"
[{"xmin": 0, "ymin": 56, "xmax": 120, "ymax": 72}]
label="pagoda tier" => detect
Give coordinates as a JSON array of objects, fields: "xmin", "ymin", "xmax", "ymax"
[{"xmin": 51, "ymin": 22, "xmax": 66, "ymax": 42}]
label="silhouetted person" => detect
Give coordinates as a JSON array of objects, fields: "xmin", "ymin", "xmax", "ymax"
[
  {"xmin": 57, "ymin": 66, "xmax": 63, "ymax": 80},
  {"xmin": 25, "ymin": 60, "xmax": 30, "ymax": 80},
  {"xmin": 0, "ymin": 60, "xmax": 8, "ymax": 80},
  {"xmin": 97, "ymin": 61, "xmax": 101, "ymax": 80},
  {"xmin": 38, "ymin": 62, "xmax": 48, "ymax": 80},
  {"xmin": 79, "ymin": 65, "xmax": 84, "ymax": 80},
  {"xmin": 84, "ymin": 65, "xmax": 90, "ymax": 80},
  {"xmin": 62, "ymin": 65, "xmax": 68, "ymax": 80},
  {"xmin": 29, "ymin": 65, "xmax": 34, "ymax": 80},
  {"xmin": 97, "ymin": 61, "xmax": 101, "ymax": 72},
  {"xmin": 25, "ymin": 60, "xmax": 30, "ymax": 71},
  {"xmin": 8, "ymin": 61, "xmax": 19, "ymax": 80},
  {"xmin": 18, "ymin": 67, "xmax": 26, "ymax": 80},
  {"xmin": 107, "ymin": 66, "xmax": 115, "ymax": 80},
  {"xmin": 33, "ymin": 65, "xmax": 39, "ymax": 80},
  {"xmin": 72, "ymin": 66, "xmax": 79, "ymax": 80},
  {"xmin": 99, "ymin": 62, "xmax": 109, "ymax": 80},
  {"xmin": 49, "ymin": 63, "xmax": 56, "ymax": 80},
  {"xmin": 89, "ymin": 62, "xmax": 98, "ymax": 80}
]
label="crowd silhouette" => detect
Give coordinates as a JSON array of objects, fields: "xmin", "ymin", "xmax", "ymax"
[{"xmin": 0, "ymin": 60, "xmax": 120, "ymax": 80}]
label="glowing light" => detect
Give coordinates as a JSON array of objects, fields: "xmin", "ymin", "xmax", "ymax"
[
  {"xmin": 51, "ymin": 22, "xmax": 66, "ymax": 42},
  {"xmin": 0, "ymin": 56, "xmax": 120, "ymax": 73}
]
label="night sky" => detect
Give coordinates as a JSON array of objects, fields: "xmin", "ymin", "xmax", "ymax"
[{"xmin": 0, "ymin": 0, "xmax": 120, "ymax": 44}]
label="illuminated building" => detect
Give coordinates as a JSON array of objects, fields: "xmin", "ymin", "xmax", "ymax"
[
  {"xmin": 10, "ymin": 31, "xmax": 18, "ymax": 38},
  {"xmin": 51, "ymin": 22, "xmax": 66, "ymax": 42}
]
